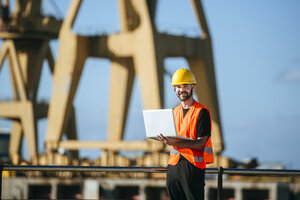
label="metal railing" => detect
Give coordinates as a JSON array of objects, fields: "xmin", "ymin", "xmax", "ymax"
[{"xmin": 1, "ymin": 164, "xmax": 300, "ymax": 200}]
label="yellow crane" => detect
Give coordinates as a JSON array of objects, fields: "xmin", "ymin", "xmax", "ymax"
[{"xmin": 0, "ymin": 0, "xmax": 231, "ymax": 167}]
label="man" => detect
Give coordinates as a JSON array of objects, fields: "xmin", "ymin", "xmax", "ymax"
[{"xmin": 156, "ymin": 68, "xmax": 214, "ymax": 200}]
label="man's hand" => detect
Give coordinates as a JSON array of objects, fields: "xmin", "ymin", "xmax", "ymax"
[
  {"xmin": 156, "ymin": 133, "xmax": 168, "ymax": 144},
  {"xmin": 156, "ymin": 134, "xmax": 179, "ymax": 146},
  {"xmin": 156, "ymin": 133, "xmax": 208, "ymax": 150}
]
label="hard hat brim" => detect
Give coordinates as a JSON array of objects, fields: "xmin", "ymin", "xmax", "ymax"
[{"xmin": 171, "ymin": 81, "xmax": 196, "ymax": 86}]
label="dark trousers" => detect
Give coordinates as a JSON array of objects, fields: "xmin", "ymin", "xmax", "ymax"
[{"xmin": 166, "ymin": 156, "xmax": 205, "ymax": 200}]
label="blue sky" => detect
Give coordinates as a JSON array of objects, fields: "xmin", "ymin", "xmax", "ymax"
[{"xmin": 0, "ymin": 0, "xmax": 300, "ymax": 169}]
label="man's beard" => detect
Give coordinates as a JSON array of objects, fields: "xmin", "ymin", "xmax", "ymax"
[{"xmin": 177, "ymin": 89, "xmax": 193, "ymax": 101}]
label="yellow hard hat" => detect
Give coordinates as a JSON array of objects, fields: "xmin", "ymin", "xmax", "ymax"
[{"xmin": 171, "ymin": 68, "xmax": 196, "ymax": 86}]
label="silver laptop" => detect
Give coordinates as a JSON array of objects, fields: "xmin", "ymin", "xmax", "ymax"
[{"xmin": 142, "ymin": 109, "xmax": 193, "ymax": 140}]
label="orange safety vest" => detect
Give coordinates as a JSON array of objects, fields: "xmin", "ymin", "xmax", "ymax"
[{"xmin": 168, "ymin": 100, "xmax": 214, "ymax": 169}]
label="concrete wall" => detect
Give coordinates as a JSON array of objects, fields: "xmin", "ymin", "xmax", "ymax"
[{"xmin": 2, "ymin": 177, "xmax": 296, "ymax": 200}]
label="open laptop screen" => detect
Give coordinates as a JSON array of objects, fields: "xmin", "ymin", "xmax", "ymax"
[
  {"xmin": 142, "ymin": 109, "xmax": 177, "ymax": 139},
  {"xmin": 142, "ymin": 109, "xmax": 194, "ymax": 141}
]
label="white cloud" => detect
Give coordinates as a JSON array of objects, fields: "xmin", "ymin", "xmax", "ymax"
[
  {"xmin": 278, "ymin": 67, "xmax": 300, "ymax": 83},
  {"xmin": 283, "ymin": 67, "xmax": 300, "ymax": 81}
]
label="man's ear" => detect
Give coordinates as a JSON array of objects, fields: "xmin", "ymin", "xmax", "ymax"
[{"xmin": 191, "ymin": 84, "xmax": 195, "ymax": 90}]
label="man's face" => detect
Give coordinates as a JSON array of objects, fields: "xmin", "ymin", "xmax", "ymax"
[{"xmin": 174, "ymin": 84, "xmax": 194, "ymax": 101}]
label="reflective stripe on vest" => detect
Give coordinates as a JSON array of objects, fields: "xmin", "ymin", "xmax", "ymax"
[
  {"xmin": 170, "ymin": 148, "xmax": 179, "ymax": 155},
  {"xmin": 195, "ymin": 156, "xmax": 204, "ymax": 162},
  {"xmin": 171, "ymin": 144, "xmax": 214, "ymax": 155},
  {"xmin": 204, "ymin": 146, "xmax": 213, "ymax": 154},
  {"xmin": 170, "ymin": 148, "xmax": 207, "ymax": 163}
]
